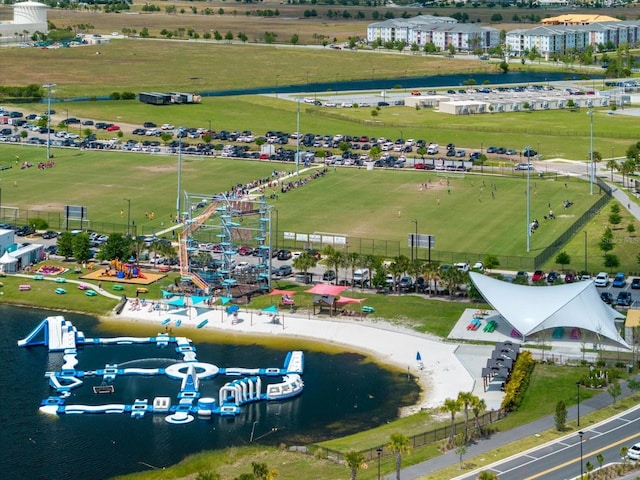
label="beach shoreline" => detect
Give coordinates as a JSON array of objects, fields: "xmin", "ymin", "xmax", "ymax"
[{"xmin": 109, "ymin": 299, "xmax": 478, "ymax": 414}]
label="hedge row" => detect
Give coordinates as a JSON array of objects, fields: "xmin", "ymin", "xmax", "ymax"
[{"xmin": 501, "ymin": 350, "xmax": 535, "ymax": 412}]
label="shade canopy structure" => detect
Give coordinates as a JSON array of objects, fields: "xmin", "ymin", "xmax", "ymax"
[
  {"xmin": 336, "ymin": 296, "xmax": 366, "ymax": 305},
  {"xmin": 269, "ymin": 289, "xmax": 296, "ymax": 297},
  {"xmin": 469, "ymin": 272, "xmax": 629, "ymax": 349},
  {"xmin": 0, "ymin": 251, "xmax": 17, "ymax": 265},
  {"xmin": 305, "ymin": 284, "xmax": 348, "ymax": 296}
]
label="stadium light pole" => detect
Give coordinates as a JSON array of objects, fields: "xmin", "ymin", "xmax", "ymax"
[
  {"xmin": 587, "ymin": 109, "xmax": 594, "ymax": 195},
  {"xmin": 296, "ymin": 98, "xmax": 300, "ymax": 176},
  {"xmin": 43, "ymin": 83, "xmax": 56, "ymax": 159},
  {"xmin": 176, "ymin": 138, "xmax": 182, "ymax": 221},
  {"xmin": 376, "ymin": 448, "xmax": 382, "ymax": 480},
  {"xmin": 525, "ymin": 146, "xmax": 532, "ymax": 252}
]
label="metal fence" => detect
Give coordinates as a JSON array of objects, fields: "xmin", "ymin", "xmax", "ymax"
[
  {"xmin": 533, "ymin": 177, "xmax": 611, "ymax": 269},
  {"xmin": 308, "ymin": 408, "xmax": 507, "ymax": 464}
]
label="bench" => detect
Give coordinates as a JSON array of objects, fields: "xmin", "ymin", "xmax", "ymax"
[
  {"xmin": 361, "ymin": 305, "xmax": 375, "ymax": 314},
  {"xmin": 19, "ymin": 284, "xmax": 31, "ymax": 291},
  {"xmin": 467, "ymin": 318, "xmax": 482, "ymax": 330},
  {"xmin": 112, "ymin": 284, "xmax": 125, "ymax": 291},
  {"xmin": 136, "ymin": 287, "xmax": 149, "ymax": 294}
]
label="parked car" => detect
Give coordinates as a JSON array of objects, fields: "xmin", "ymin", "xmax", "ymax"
[
  {"xmin": 564, "ymin": 272, "xmax": 576, "ymax": 283},
  {"xmin": 547, "ymin": 271, "xmax": 559, "ymax": 283},
  {"xmin": 617, "ymin": 291, "xmax": 632, "ymax": 307},
  {"xmin": 532, "ymin": 270, "xmax": 546, "ymax": 282},
  {"xmin": 600, "ymin": 291, "xmax": 614, "ymax": 304},
  {"xmin": 274, "ymin": 264, "xmax": 292, "ymax": 277},
  {"xmin": 238, "ymin": 245, "xmax": 254, "ymax": 256},
  {"xmin": 41, "ymin": 230, "xmax": 58, "ymax": 239},
  {"xmin": 514, "ymin": 163, "xmax": 534, "ymax": 171},
  {"xmin": 594, "ymin": 272, "xmax": 609, "ymax": 287},
  {"xmin": 631, "ymin": 278, "xmax": 640, "ymax": 289},
  {"xmin": 322, "ymin": 270, "xmax": 336, "ymax": 282},
  {"xmin": 516, "ymin": 271, "xmax": 529, "ymax": 281},
  {"xmin": 398, "ymin": 276, "xmax": 414, "ymax": 292},
  {"xmin": 612, "ymin": 272, "xmax": 626, "ymax": 288},
  {"xmin": 276, "ymin": 249, "xmax": 292, "ymax": 260}
]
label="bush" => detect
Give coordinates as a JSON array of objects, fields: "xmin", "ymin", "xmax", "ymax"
[
  {"xmin": 121, "ymin": 91, "xmax": 136, "ymax": 100},
  {"xmin": 501, "ymin": 350, "xmax": 535, "ymax": 412},
  {"xmin": 110, "ymin": 92, "xmax": 121, "ymax": 100},
  {"xmin": 30, "ymin": 218, "xmax": 48, "ymax": 230}
]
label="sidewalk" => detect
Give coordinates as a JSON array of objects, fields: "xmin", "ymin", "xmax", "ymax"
[{"xmin": 395, "ymin": 379, "xmax": 637, "ymax": 480}]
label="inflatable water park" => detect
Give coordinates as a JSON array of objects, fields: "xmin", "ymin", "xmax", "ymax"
[{"xmin": 18, "ymin": 316, "xmax": 304, "ymax": 423}]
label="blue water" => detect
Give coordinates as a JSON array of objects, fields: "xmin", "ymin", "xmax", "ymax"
[
  {"xmin": 0, "ymin": 305, "xmax": 418, "ymax": 479},
  {"xmin": 55, "ymin": 71, "xmax": 602, "ymax": 103}
]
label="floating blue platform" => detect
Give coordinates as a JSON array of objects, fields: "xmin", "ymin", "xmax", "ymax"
[{"xmin": 19, "ymin": 316, "xmax": 305, "ymax": 423}]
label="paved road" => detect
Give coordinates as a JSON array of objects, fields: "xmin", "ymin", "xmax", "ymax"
[{"xmin": 395, "ymin": 380, "xmax": 640, "ymax": 480}]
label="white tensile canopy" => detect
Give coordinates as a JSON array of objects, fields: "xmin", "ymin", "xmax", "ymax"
[
  {"xmin": 0, "ymin": 251, "xmax": 17, "ymax": 265},
  {"xmin": 469, "ymin": 272, "xmax": 629, "ymax": 349}
]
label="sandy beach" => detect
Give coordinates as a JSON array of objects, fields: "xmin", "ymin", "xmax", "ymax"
[{"xmin": 115, "ymin": 299, "xmax": 502, "ymax": 413}]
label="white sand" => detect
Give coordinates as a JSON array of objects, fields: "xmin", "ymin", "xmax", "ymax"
[{"xmin": 114, "ymin": 301, "xmax": 477, "ymax": 413}]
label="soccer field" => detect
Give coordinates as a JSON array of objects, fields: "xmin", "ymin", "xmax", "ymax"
[{"xmin": 0, "ymin": 143, "xmax": 599, "ymax": 265}]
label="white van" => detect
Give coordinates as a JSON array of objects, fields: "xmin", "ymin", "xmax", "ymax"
[
  {"xmin": 427, "ymin": 143, "xmax": 439, "ymax": 155},
  {"xmin": 353, "ymin": 269, "xmax": 370, "ymax": 286}
]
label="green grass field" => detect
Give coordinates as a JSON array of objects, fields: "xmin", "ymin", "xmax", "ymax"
[{"xmin": 0, "ymin": 142, "xmax": 599, "ymax": 261}]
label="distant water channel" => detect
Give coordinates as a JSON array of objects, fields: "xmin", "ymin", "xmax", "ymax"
[
  {"xmin": 200, "ymin": 71, "xmax": 603, "ymax": 97},
  {"xmin": 1, "ymin": 305, "xmax": 419, "ymax": 479},
  {"xmin": 62, "ymin": 71, "xmax": 602, "ymax": 103}
]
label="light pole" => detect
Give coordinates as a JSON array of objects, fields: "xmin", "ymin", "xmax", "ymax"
[
  {"xmin": 579, "ymin": 431, "xmax": 584, "ymax": 479},
  {"xmin": 376, "ymin": 448, "xmax": 382, "ymax": 480},
  {"xmin": 296, "ymin": 98, "xmax": 300, "ymax": 176},
  {"xmin": 576, "ymin": 381, "xmax": 581, "ymax": 427},
  {"xmin": 525, "ymin": 146, "xmax": 532, "ymax": 252},
  {"xmin": 43, "ymin": 83, "xmax": 56, "ymax": 159},
  {"xmin": 584, "ymin": 232, "xmax": 587, "ymax": 275},
  {"xmin": 176, "ymin": 139, "xmax": 182, "ymax": 221},
  {"xmin": 124, "ymin": 198, "xmax": 131, "ymax": 236},
  {"xmin": 587, "ymin": 109, "xmax": 594, "ymax": 195}
]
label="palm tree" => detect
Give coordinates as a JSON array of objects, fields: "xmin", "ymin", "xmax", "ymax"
[
  {"xmin": 457, "ymin": 391, "xmax": 476, "ymax": 442},
  {"xmin": 387, "ymin": 432, "xmax": 411, "ymax": 480},
  {"xmin": 421, "ymin": 262, "xmax": 438, "ymax": 296},
  {"xmin": 345, "ymin": 252, "xmax": 360, "ymax": 285},
  {"xmin": 389, "ymin": 255, "xmax": 410, "ymax": 292},
  {"xmin": 344, "ymin": 450, "xmax": 366, "ymax": 480},
  {"xmin": 471, "ymin": 396, "xmax": 487, "ymax": 438},
  {"xmin": 292, "ymin": 252, "xmax": 317, "ymax": 283},
  {"xmin": 440, "ymin": 267, "xmax": 462, "ymax": 299},
  {"xmin": 441, "ymin": 397, "xmax": 462, "ymax": 447},
  {"xmin": 321, "ymin": 245, "xmax": 343, "ymax": 284},
  {"xmin": 606, "ymin": 158, "xmax": 618, "ymax": 181}
]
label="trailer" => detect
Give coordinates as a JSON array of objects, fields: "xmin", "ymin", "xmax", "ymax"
[
  {"xmin": 138, "ymin": 92, "xmax": 172, "ymax": 105},
  {"xmin": 169, "ymin": 92, "xmax": 202, "ymax": 104}
]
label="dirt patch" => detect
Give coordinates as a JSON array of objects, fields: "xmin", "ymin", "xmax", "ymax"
[
  {"xmin": 29, "ymin": 202, "xmax": 66, "ymax": 211},
  {"xmin": 135, "ymin": 165, "xmax": 177, "ymax": 174}
]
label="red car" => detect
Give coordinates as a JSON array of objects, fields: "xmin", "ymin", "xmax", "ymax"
[
  {"xmin": 238, "ymin": 245, "xmax": 253, "ymax": 256},
  {"xmin": 532, "ymin": 270, "xmax": 546, "ymax": 282},
  {"xmin": 106, "ymin": 124, "xmax": 120, "ymax": 132}
]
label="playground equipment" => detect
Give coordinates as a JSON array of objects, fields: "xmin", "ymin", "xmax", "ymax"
[{"xmin": 177, "ymin": 193, "xmax": 272, "ymax": 297}]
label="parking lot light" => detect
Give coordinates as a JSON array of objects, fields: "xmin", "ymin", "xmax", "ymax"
[{"xmin": 42, "ymin": 83, "xmax": 56, "ymax": 159}]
